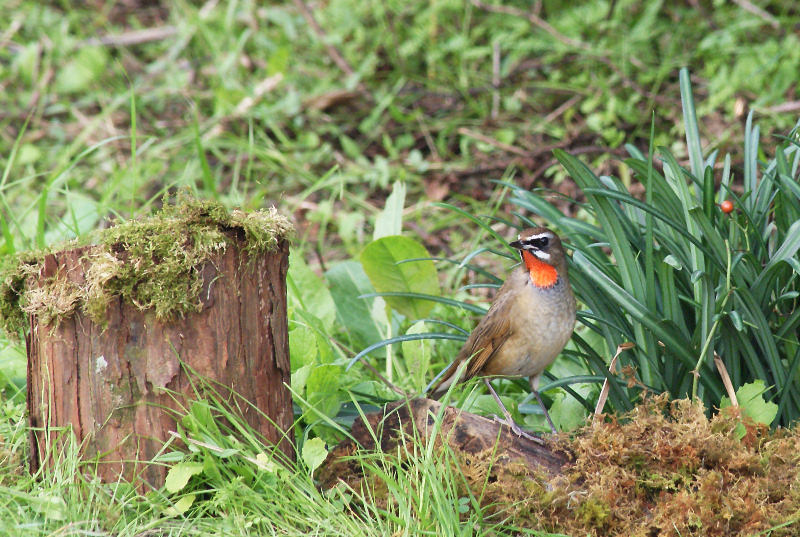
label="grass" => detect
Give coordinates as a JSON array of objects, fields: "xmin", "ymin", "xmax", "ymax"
[
  {"xmin": 1, "ymin": 0, "xmax": 799, "ymax": 534},
  {"xmin": 0, "ymin": 381, "xmax": 538, "ymax": 537}
]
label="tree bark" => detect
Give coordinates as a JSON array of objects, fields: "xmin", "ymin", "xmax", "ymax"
[{"xmin": 26, "ymin": 240, "xmax": 293, "ymax": 488}]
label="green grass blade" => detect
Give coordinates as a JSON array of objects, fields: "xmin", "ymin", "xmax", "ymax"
[
  {"xmin": 346, "ymin": 332, "xmax": 466, "ymax": 370},
  {"xmin": 358, "ymin": 291, "xmax": 488, "ymax": 314},
  {"xmin": 573, "ymin": 250, "xmax": 696, "ymax": 372},
  {"xmin": 679, "ymin": 67, "xmax": 704, "ymax": 181},
  {"xmin": 436, "ymin": 202, "xmax": 513, "ymax": 252}
]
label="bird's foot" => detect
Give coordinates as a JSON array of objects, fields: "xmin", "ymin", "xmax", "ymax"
[{"xmin": 492, "ymin": 415, "xmax": 544, "ymax": 444}]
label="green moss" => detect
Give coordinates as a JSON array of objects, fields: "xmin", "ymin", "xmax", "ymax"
[
  {"xmin": 637, "ymin": 469, "xmax": 687, "ymax": 494},
  {"xmin": 0, "ymin": 252, "xmax": 43, "ymax": 337},
  {"xmin": 0, "ymin": 195, "xmax": 293, "ymax": 337},
  {"xmin": 575, "ymin": 497, "xmax": 611, "ymax": 528}
]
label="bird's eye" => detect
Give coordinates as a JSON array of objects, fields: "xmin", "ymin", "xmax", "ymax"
[{"xmin": 531, "ymin": 237, "xmax": 549, "ymax": 249}]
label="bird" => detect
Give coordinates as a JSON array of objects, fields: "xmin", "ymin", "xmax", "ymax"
[{"xmin": 427, "ymin": 226, "xmax": 576, "ymax": 437}]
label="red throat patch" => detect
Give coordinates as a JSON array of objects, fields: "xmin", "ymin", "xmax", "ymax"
[{"xmin": 522, "ymin": 250, "xmax": 558, "ymax": 288}]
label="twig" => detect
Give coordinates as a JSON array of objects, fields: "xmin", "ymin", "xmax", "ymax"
[
  {"xmin": 543, "ymin": 95, "xmax": 581, "ymax": 124},
  {"xmin": 593, "ymin": 56, "xmax": 673, "ymax": 106},
  {"xmin": 491, "ymin": 41, "xmax": 501, "ymax": 120},
  {"xmin": 457, "ymin": 127, "xmax": 529, "ymax": 156},
  {"xmin": 292, "ymin": 0, "xmax": 356, "ymax": 78},
  {"xmin": 764, "ymin": 101, "xmax": 800, "ymax": 114},
  {"xmin": 471, "ymin": 0, "xmax": 587, "ymax": 50},
  {"xmin": 416, "ymin": 114, "xmax": 441, "ymax": 161},
  {"xmin": 26, "ymin": 64, "xmax": 53, "ymax": 113},
  {"xmin": 731, "ymin": 0, "xmax": 780, "ymax": 29},
  {"xmin": 204, "ymin": 73, "xmax": 284, "ymax": 139},
  {"xmin": 0, "ymin": 17, "xmax": 22, "ymax": 51},
  {"xmin": 304, "ymin": 89, "xmax": 362, "ymax": 111},
  {"xmin": 353, "ymin": 356, "xmax": 409, "ymax": 398},
  {"xmin": 199, "ymin": 0, "xmax": 220, "ymax": 18},
  {"xmin": 82, "ymin": 26, "xmax": 178, "ymax": 47},
  {"xmin": 325, "ymin": 336, "xmax": 409, "ymax": 398},
  {"xmin": 234, "ymin": 73, "xmax": 284, "ymax": 116},
  {"xmin": 169, "ymin": 431, "xmax": 271, "ymax": 469},
  {"xmin": 714, "ymin": 353, "xmax": 738, "ymax": 406},
  {"xmin": 593, "ymin": 342, "xmax": 634, "ymax": 423}
]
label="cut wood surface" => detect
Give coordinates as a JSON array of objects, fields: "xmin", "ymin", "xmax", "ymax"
[
  {"xmin": 320, "ymin": 398, "xmax": 569, "ymax": 488},
  {"xmin": 26, "ymin": 239, "xmax": 293, "ymax": 488}
]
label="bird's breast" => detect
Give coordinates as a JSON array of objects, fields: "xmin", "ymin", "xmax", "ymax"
[{"xmin": 482, "ymin": 275, "xmax": 576, "ymax": 378}]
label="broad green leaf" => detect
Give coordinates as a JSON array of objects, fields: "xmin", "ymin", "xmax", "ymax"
[
  {"xmin": 17, "ymin": 143, "xmax": 42, "ymax": 166},
  {"xmin": 293, "ymin": 309, "xmax": 336, "ymax": 364},
  {"xmin": 164, "ymin": 494, "xmax": 196, "ymax": 517},
  {"xmin": 402, "ymin": 322, "xmax": 433, "ymax": 390},
  {"xmin": 728, "ymin": 310, "xmax": 743, "ymax": 331},
  {"xmin": 287, "ymin": 249, "xmax": 336, "ymax": 331},
  {"xmin": 289, "ymin": 325, "xmax": 317, "ymax": 372},
  {"xmin": 360, "ymin": 235, "xmax": 440, "ymax": 319},
  {"xmin": 549, "ymin": 391, "xmax": 588, "ymax": 431},
  {"xmin": 182, "ymin": 400, "xmax": 220, "ymax": 436},
  {"xmin": 326, "ymin": 260, "xmax": 382, "ymax": 348},
  {"xmin": 721, "ymin": 380, "xmax": 778, "ymax": 428},
  {"xmin": 12, "ymin": 42, "xmax": 39, "ymax": 84},
  {"xmin": 374, "ymin": 181, "xmax": 406, "ymax": 240},
  {"xmin": 45, "ymin": 192, "xmax": 100, "ymax": 243},
  {"xmin": 306, "ymin": 363, "xmax": 343, "ymax": 418},
  {"xmin": 463, "ymin": 392, "xmax": 521, "ymax": 422},
  {"xmin": 210, "ymin": 447, "xmax": 240, "ymax": 459},
  {"xmin": 54, "ymin": 46, "xmax": 109, "ymax": 94},
  {"xmin": 255, "ymin": 453, "xmax": 280, "ymax": 473},
  {"xmin": 302, "ymin": 437, "xmax": 328, "ymax": 474},
  {"xmin": 291, "ymin": 363, "xmax": 312, "ymax": 394},
  {"xmin": 34, "ymin": 494, "xmax": 66, "ymax": 520},
  {"xmin": 165, "ymin": 462, "xmax": 204, "ymax": 493}
]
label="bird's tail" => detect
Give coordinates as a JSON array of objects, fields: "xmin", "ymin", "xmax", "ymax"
[{"xmin": 424, "ymin": 359, "xmax": 468, "ymax": 399}]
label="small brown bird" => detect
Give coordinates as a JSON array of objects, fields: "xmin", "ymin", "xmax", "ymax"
[{"xmin": 428, "ymin": 227, "xmax": 576, "ymax": 436}]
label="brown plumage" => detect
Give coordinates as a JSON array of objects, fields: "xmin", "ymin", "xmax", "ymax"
[{"xmin": 428, "ymin": 227, "xmax": 576, "ymax": 435}]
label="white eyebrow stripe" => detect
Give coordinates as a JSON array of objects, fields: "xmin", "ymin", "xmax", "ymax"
[{"xmin": 527, "ymin": 232, "xmax": 554, "ymax": 241}]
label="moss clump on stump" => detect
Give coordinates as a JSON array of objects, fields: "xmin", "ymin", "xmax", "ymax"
[
  {"xmin": 23, "ymin": 194, "xmax": 295, "ymax": 487},
  {"xmin": 0, "ymin": 195, "xmax": 293, "ymax": 336}
]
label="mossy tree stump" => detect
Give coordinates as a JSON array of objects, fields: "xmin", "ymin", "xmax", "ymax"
[{"xmin": 16, "ymin": 200, "xmax": 294, "ymax": 488}]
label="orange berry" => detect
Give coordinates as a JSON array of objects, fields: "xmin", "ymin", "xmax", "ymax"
[{"xmin": 720, "ymin": 200, "xmax": 734, "ymax": 214}]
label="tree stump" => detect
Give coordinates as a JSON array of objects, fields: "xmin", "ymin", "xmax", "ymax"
[{"xmin": 21, "ymin": 201, "xmax": 294, "ymax": 488}]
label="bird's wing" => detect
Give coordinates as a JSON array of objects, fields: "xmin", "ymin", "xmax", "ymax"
[
  {"xmin": 461, "ymin": 312, "xmax": 512, "ymax": 379},
  {"xmin": 428, "ymin": 308, "xmax": 512, "ymax": 395}
]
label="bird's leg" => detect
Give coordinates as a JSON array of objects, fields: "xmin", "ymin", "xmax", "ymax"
[
  {"xmin": 529, "ymin": 376, "xmax": 557, "ymax": 434},
  {"xmin": 534, "ymin": 389, "xmax": 558, "ymax": 434},
  {"xmin": 483, "ymin": 378, "xmax": 542, "ymax": 443}
]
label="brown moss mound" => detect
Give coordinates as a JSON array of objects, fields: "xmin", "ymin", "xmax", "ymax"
[
  {"xmin": 327, "ymin": 396, "xmax": 799, "ymax": 536},
  {"xmin": 468, "ymin": 395, "xmax": 800, "ymax": 536}
]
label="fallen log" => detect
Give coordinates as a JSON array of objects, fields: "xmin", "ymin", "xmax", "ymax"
[{"xmin": 319, "ymin": 397, "xmax": 569, "ymax": 489}]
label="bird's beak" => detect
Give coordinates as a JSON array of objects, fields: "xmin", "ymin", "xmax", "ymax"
[{"xmin": 509, "ymin": 240, "xmax": 523, "ymax": 250}]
